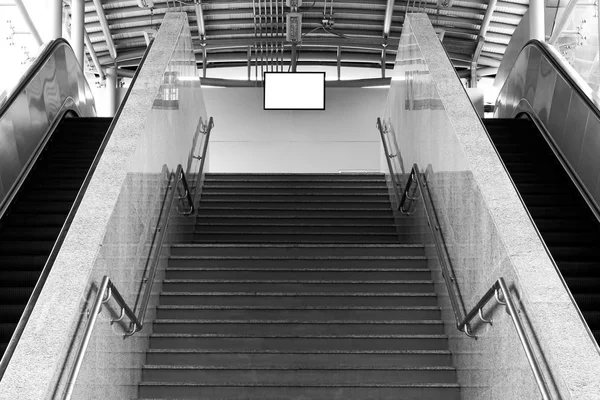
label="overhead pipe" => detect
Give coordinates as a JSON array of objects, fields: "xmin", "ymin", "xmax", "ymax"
[
  {"xmin": 194, "ymin": 0, "xmax": 206, "ymax": 41},
  {"xmin": 84, "ymin": 31, "xmax": 106, "ymax": 80},
  {"xmin": 92, "ymin": 0, "xmax": 118, "ymax": 59},
  {"xmin": 383, "ymin": 0, "xmax": 396, "ymax": 38},
  {"xmin": 13, "ymin": 0, "xmax": 43, "ymax": 46}
]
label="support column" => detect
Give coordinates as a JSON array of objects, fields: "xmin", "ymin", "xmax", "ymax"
[
  {"xmin": 50, "ymin": 0, "xmax": 63, "ymax": 39},
  {"xmin": 529, "ymin": 0, "xmax": 545, "ymax": 41},
  {"xmin": 71, "ymin": 0, "xmax": 85, "ymax": 67},
  {"xmin": 106, "ymin": 67, "xmax": 118, "ymax": 117}
]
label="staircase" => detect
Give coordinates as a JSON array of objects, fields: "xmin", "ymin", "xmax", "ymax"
[{"xmin": 138, "ymin": 173, "xmax": 460, "ymax": 399}]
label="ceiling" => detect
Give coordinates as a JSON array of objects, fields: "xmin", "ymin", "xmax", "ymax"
[{"xmin": 70, "ymin": 0, "xmax": 528, "ymax": 80}]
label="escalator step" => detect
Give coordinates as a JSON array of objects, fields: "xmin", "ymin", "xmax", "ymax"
[
  {"xmin": 540, "ymin": 232, "xmax": 600, "ymax": 246},
  {"xmin": 0, "ymin": 287, "xmax": 34, "ymax": 304},
  {"xmin": 0, "ymin": 240, "xmax": 54, "ymax": 255},
  {"xmin": 10, "ymin": 202, "xmax": 73, "ymax": 213},
  {"xmin": 0, "ymin": 256, "xmax": 49, "ymax": 269},
  {"xmin": 1, "ymin": 213, "xmax": 67, "ymax": 227},
  {"xmin": 564, "ymin": 277, "xmax": 600, "ymax": 293},
  {"xmin": 0, "ymin": 271, "xmax": 40, "ymax": 287},
  {"xmin": 572, "ymin": 294, "xmax": 600, "ymax": 311},
  {"xmin": 549, "ymin": 246, "xmax": 600, "ymax": 260},
  {"xmin": 0, "ymin": 323, "xmax": 18, "ymax": 342},
  {"xmin": 557, "ymin": 261, "xmax": 600, "ymax": 277},
  {"xmin": 0, "ymin": 226, "xmax": 62, "ymax": 241},
  {"xmin": 0, "ymin": 305, "xmax": 26, "ymax": 322}
]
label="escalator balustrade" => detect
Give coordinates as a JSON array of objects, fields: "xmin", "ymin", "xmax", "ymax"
[{"xmin": 0, "ymin": 117, "xmax": 111, "ymax": 358}]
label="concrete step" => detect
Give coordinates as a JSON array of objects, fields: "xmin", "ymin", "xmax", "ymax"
[
  {"xmin": 191, "ymin": 232, "xmax": 401, "ymax": 243},
  {"xmin": 137, "ymin": 382, "xmax": 461, "ymax": 399},
  {"xmin": 167, "ymin": 256, "xmax": 428, "ymax": 269},
  {"xmin": 194, "ymin": 215, "xmax": 411, "ymax": 225},
  {"xmin": 193, "ymin": 224, "xmax": 397, "ymax": 234},
  {"xmin": 149, "ymin": 334, "xmax": 449, "ymax": 351},
  {"xmin": 164, "ymin": 268, "xmax": 432, "ymax": 281},
  {"xmin": 198, "ymin": 200, "xmax": 392, "ymax": 209},
  {"xmin": 141, "ymin": 365, "xmax": 457, "ymax": 385},
  {"xmin": 202, "ymin": 186, "xmax": 389, "ymax": 194},
  {"xmin": 152, "ymin": 319, "xmax": 445, "ymax": 335},
  {"xmin": 200, "ymin": 193, "xmax": 390, "ymax": 201},
  {"xmin": 170, "ymin": 244, "xmax": 425, "ymax": 257},
  {"xmin": 159, "ymin": 292, "xmax": 439, "ymax": 307},
  {"xmin": 204, "ymin": 173, "xmax": 386, "ymax": 182},
  {"xmin": 145, "ymin": 349, "xmax": 455, "ymax": 368},
  {"xmin": 160, "ymin": 279, "xmax": 435, "ymax": 293},
  {"xmin": 155, "ymin": 305, "xmax": 441, "ymax": 320},
  {"xmin": 196, "ymin": 207, "xmax": 394, "ymax": 217}
]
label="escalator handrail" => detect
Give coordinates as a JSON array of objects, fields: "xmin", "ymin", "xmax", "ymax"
[
  {"xmin": 0, "ymin": 39, "xmax": 154, "ymax": 381},
  {"xmin": 399, "ymin": 163, "xmax": 552, "ymax": 400},
  {"xmin": 517, "ymin": 39, "xmax": 600, "ymax": 120},
  {"xmin": 0, "ymin": 38, "xmax": 72, "ymax": 116}
]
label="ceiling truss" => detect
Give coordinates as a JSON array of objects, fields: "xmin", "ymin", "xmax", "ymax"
[{"xmin": 69, "ymin": 0, "xmax": 527, "ymax": 80}]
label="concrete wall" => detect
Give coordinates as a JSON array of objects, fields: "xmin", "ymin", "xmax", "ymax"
[
  {"xmin": 204, "ymin": 87, "xmax": 387, "ymax": 173},
  {"xmin": 383, "ymin": 13, "xmax": 600, "ymax": 400},
  {"xmin": 0, "ymin": 13, "xmax": 206, "ymax": 399}
]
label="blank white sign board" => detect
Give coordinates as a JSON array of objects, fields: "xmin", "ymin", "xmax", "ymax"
[{"xmin": 263, "ymin": 72, "xmax": 325, "ymax": 110}]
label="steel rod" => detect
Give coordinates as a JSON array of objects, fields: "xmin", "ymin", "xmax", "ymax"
[
  {"xmin": 64, "ymin": 276, "xmax": 111, "ymax": 399},
  {"xmin": 376, "ymin": 118, "xmax": 402, "ymax": 203},
  {"xmin": 499, "ymin": 278, "xmax": 552, "ymax": 400}
]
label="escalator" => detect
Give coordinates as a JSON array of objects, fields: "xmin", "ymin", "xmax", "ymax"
[
  {"xmin": 0, "ymin": 116, "xmax": 111, "ymax": 359},
  {"xmin": 484, "ymin": 118, "xmax": 600, "ymax": 342}
]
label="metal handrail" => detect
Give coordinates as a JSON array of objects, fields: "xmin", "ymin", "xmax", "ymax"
[
  {"xmin": 398, "ymin": 163, "xmax": 552, "ymax": 400},
  {"xmin": 177, "ymin": 168, "xmax": 195, "ymax": 215},
  {"xmin": 62, "ymin": 164, "xmax": 190, "ymax": 399},
  {"xmin": 376, "ymin": 117, "xmax": 402, "ymax": 205},
  {"xmin": 190, "ymin": 116, "xmax": 215, "ymax": 212}
]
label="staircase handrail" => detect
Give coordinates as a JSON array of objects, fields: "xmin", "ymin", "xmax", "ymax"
[
  {"xmin": 190, "ymin": 116, "xmax": 215, "ymax": 212},
  {"xmin": 62, "ymin": 164, "xmax": 191, "ymax": 399},
  {"xmin": 376, "ymin": 117, "xmax": 402, "ymax": 204},
  {"xmin": 398, "ymin": 163, "xmax": 552, "ymax": 400}
]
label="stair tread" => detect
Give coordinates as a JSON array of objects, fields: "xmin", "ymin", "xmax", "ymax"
[
  {"xmin": 142, "ymin": 365, "xmax": 455, "ymax": 370},
  {"xmin": 157, "ymin": 305, "xmax": 440, "ymax": 310}
]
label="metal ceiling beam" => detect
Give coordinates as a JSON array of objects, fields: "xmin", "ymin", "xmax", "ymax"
[
  {"xmin": 548, "ymin": 0, "xmax": 580, "ymax": 44},
  {"xmin": 92, "ymin": 0, "xmax": 118, "ymax": 59},
  {"xmin": 85, "ymin": 30, "xmax": 106, "ymax": 80},
  {"xmin": 198, "ymin": 77, "xmax": 392, "ymax": 87},
  {"xmin": 13, "ymin": 0, "xmax": 43, "ymax": 46}
]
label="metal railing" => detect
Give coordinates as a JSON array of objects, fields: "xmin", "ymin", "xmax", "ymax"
[
  {"xmin": 376, "ymin": 118, "xmax": 402, "ymax": 204},
  {"xmin": 376, "ymin": 119, "xmax": 551, "ymax": 399},
  {"xmin": 62, "ymin": 164, "xmax": 192, "ymax": 400},
  {"xmin": 190, "ymin": 116, "xmax": 214, "ymax": 210}
]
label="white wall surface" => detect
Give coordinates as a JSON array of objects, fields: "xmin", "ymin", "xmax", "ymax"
[{"xmin": 203, "ymin": 87, "xmax": 387, "ymax": 173}]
